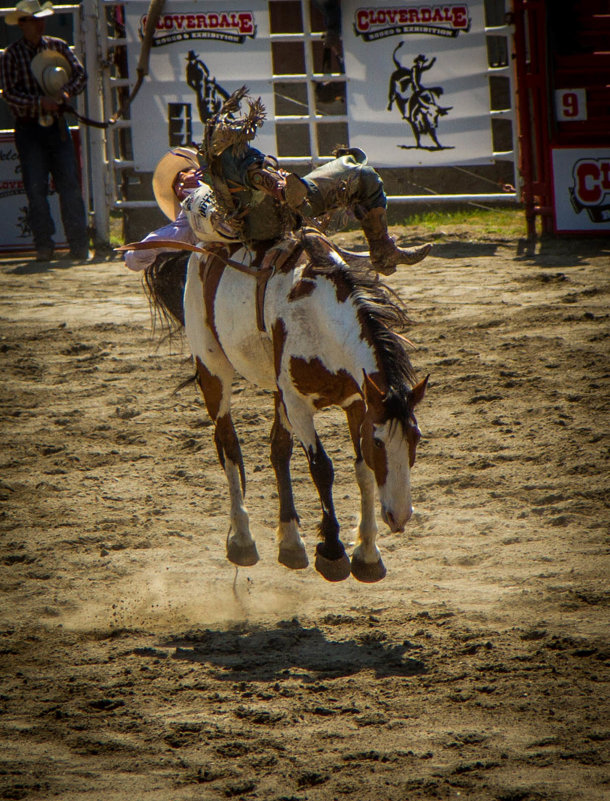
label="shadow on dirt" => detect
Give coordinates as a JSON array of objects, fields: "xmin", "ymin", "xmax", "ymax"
[
  {"xmin": 425, "ymin": 236, "xmax": 610, "ymax": 264},
  {"xmin": 154, "ymin": 620, "xmax": 426, "ymax": 681},
  {"xmin": 8, "ymin": 259, "xmax": 79, "ymax": 275},
  {"xmin": 515, "ymin": 236, "xmax": 610, "ymax": 267},
  {"xmin": 424, "ymin": 241, "xmax": 501, "ymax": 258},
  {"xmin": 3, "ymin": 251, "xmax": 115, "ymax": 275}
]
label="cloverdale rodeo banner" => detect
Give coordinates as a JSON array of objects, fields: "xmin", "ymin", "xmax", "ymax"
[
  {"xmin": 121, "ymin": 1, "xmax": 274, "ymax": 172},
  {"xmin": 342, "ymin": 1, "xmax": 493, "ymax": 166}
]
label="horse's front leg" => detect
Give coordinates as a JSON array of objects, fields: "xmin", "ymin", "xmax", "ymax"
[
  {"xmin": 345, "ymin": 402, "xmax": 386, "ymax": 583},
  {"xmin": 351, "ymin": 459, "xmax": 386, "ymax": 582},
  {"xmin": 270, "ymin": 394, "xmax": 308, "ymax": 570},
  {"xmin": 309, "ymin": 433, "xmax": 351, "ymax": 581},
  {"xmin": 282, "ymin": 395, "xmax": 350, "ymax": 582}
]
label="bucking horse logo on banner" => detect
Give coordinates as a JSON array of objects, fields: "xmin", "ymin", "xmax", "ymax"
[{"xmin": 387, "ymin": 42, "xmax": 453, "ymax": 151}]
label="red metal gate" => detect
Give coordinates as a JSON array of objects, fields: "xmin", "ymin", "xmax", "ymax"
[{"xmin": 512, "ymin": 0, "xmax": 610, "ymax": 237}]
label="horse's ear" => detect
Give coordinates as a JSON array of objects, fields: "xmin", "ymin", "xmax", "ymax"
[
  {"xmin": 411, "ymin": 374, "xmax": 429, "ymax": 407},
  {"xmin": 363, "ymin": 370, "xmax": 385, "ymax": 415}
]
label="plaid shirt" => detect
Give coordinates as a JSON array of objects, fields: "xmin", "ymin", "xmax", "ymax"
[{"xmin": 0, "ymin": 35, "xmax": 86, "ymax": 120}]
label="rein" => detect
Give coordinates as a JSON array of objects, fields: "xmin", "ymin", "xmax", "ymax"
[
  {"xmin": 118, "ymin": 239, "xmax": 275, "ymax": 332},
  {"xmin": 117, "ymin": 239, "xmax": 267, "ymax": 278}
]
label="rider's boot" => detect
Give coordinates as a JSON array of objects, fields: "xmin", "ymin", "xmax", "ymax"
[{"xmin": 361, "ymin": 207, "xmax": 432, "ymax": 275}]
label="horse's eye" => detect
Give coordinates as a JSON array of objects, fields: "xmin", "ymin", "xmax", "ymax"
[{"xmin": 373, "ymin": 436, "xmax": 384, "ymax": 449}]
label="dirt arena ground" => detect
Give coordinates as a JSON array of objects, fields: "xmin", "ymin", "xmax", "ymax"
[{"xmin": 0, "ymin": 223, "xmax": 608, "ymax": 801}]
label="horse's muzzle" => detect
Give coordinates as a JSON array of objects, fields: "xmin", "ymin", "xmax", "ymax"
[{"xmin": 381, "ymin": 505, "xmax": 412, "ymax": 532}]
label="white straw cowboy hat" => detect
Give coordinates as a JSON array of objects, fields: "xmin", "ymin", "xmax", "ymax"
[
  {"xmin": 5, "ymin": 0, "xmax": 54, "ymax": 25},
  {"xmin": 152, "ymin": 147, "xmax": 200, "ymax": 220},
  {"xmin": 30, "ymin": 50, "xmax": 71, "ymax": 99}
]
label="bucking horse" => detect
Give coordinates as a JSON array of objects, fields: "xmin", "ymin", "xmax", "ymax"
[{"xmin": 144, "ymin": 229, "xmax": 428, "ymax": 582}]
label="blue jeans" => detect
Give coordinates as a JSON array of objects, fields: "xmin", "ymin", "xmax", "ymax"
[
  {"xmin": 301, "ymin": 151, "xmax": 386, "ymax": 220},
  {"xmin": 14, "ymin": 117, "xmax": 88, "ymax": 253}
]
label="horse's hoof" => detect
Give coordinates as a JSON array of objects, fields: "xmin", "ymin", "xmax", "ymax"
[
  {"xmin": 315, "ymin": 551, "xmax": 351, "ymax": 582},
  {"xmin": 351, "ymin": 556, "xmax": 387, "ymax": 583},
  {"xmin": 278, "ymin": 544, "xmax": 309, "ymax": 570},
  {"xmin": 227, "ymin": 541, "xmax": 259, "ymax": 567}
]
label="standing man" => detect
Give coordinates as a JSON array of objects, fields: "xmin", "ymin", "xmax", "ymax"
[{"xmin": 0, "ymin": 0, "xmax": 89, "ymax": 261}]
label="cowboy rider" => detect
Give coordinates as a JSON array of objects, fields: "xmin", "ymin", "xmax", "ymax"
[{"xmin": 125, "ymin": 87, "xmax": 432, "ymax": 276}]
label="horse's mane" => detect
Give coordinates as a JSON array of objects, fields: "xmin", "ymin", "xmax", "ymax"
[
  {"xmin": 300, "ymin": 231, "xmax": 418, "ymax": 402},
  {"xmin": 340, "ymin": 264, "xmax": 418, "ymax": 392}
]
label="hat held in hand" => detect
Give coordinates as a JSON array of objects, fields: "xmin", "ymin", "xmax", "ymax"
[
  {"xmin": 31, "ymin": 51, "xmax": 72, "ymax": 99},
  {"xmin": 5, "ymin": 0, "xmax": 54, "ymax": 25}
]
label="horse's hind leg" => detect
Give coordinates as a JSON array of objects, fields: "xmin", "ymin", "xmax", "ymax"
[
  {"xmin": 185, "ymin": 258, "xmax": 258, "ymax": 567},
  {"xmin": 270, "ymin": 394, "xmax": 308, "ymax": 570},
  {"xmin": 194, "ymin": 359, "xmax": 259, "ymax": 567}
]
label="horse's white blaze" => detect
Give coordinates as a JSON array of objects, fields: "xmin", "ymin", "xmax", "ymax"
[{"xmin": 376, "ymin": 422, "xmax": 413, "ymax": 531}]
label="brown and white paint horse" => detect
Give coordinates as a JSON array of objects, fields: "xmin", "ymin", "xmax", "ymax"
[{"xmin": 179, "ymin": 231, "xmax": 427, "ymax": 583}]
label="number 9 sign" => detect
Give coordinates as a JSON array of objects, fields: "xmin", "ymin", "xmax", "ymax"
[{"xmin": 555, "ymin": 89, "xmax": 587, "ymax": 121}]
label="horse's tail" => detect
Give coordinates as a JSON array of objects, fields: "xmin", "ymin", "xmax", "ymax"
[{"xmin": 143, "ymin": 251, "xmax": 189, "ymax": 331}]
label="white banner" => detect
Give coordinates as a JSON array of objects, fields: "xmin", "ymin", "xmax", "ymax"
[
  {"xmin": 342, "ymin": 2, "xmax": 493, "ymax": 166},
  {"xmin": 552, "ymin": 147, "xmax": 610, "ymax": 233},
  {"xmin": 121, "ymin": 1, "xmax": 275, "ymax": 172},
  {"xmin": 0, "ymin": 132, "xmax": 67, "ymax": 252}
]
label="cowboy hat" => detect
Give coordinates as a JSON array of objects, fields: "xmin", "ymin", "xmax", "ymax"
[
  {"xmin": 30, "ymin": 50, "xmax": 71, "ymax": 99},
  {"xmin": 152, "ymin": 147, "xmax": 200, "ymax": 220},
  {"xmin": 5, "ymin": 0, "xmax": 54, "ymax": 25}
]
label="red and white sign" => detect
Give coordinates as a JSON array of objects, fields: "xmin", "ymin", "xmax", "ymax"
[
  {"xmin": 555, "ymin": 89, "xmax": 587, "ymax": 122},
  {"xmin": 354, "ymin": 5, "xmax": 470, "ymax": 39},
  {"xmin": 552, "ymin": 147, "xmax": 610, "ymax": 233},
  {"xmin": 139, "ymin": 10, "xmax": 256, "ymax": 43},
  {"xmin": 0, "ymin": 132, "xmax": 67, "ymax": 253}
]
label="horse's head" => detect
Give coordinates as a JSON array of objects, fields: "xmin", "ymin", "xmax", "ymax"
[{"xmin": 361, "ymin": 372, "xmax": 428, "ymax": 532}]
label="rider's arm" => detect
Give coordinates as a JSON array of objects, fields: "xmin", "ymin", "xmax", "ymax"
[{"xmin": 124, "ymin": 213, "xmax": 195, "ymax": 271}]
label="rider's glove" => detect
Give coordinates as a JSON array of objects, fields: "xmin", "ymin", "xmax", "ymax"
[{"xmin": 246, "ymin": 156, "xmax": 288, "ymax": 202}]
